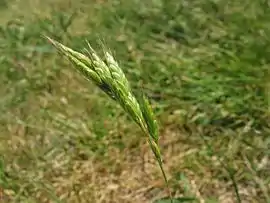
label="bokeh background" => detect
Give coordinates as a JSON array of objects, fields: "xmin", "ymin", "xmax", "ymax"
[{"xmin": 0, "ymin": 0, "xmax": 269, "ymax": 202}]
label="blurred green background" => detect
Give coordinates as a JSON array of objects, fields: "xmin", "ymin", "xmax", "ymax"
[{"xmin": 0, "ymin": 0, "xmax": 269, "ymax": 202}]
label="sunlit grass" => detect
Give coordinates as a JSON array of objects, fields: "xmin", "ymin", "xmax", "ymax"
[{"xmin": 0, "ymin": 0, "xmax": 269, "ymax": 202}]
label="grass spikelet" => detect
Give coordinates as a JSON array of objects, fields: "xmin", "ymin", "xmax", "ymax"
[{"xmin": 46, "ymin": 36, "xmax": 172, "ymax": 202}]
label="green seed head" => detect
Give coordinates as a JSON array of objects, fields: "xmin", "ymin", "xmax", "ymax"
[{"xmin": 46, "ymin": 36, "xmax": 171, "ymax": 202}]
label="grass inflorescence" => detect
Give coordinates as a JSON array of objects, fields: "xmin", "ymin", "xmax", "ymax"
[
  {"xmin": 46, "ymin": 36, "xmax": 172, "ymax": 201},
  {"xmin": 0, "ymin": 0, "xmax": 269, "ymax": 202}
]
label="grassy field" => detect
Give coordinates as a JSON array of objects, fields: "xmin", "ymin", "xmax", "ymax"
[{"xmin": 0, "ymin": 0, "xmax": 269, "ymax": 202}]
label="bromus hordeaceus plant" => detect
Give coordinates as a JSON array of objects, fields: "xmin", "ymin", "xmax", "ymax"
[{"xmin": 46, "ymin": 36, "xmax": 172, "ymax": 202}]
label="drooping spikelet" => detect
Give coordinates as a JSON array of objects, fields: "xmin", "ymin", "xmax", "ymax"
[{"xmin": 46, "ymin": 36, "xmax": 171, "ymax": 202}]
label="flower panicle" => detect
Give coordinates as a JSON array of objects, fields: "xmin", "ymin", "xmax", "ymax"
[{"xmin": 46, "ymin": 36, "xmax": 172, "ymax": 202}]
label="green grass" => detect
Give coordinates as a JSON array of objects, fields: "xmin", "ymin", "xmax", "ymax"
[{"xmin": 0, "ymin": 0, "xmax": 269, "ymax": 202}]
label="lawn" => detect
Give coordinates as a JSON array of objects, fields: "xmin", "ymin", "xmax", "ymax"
[{"xmin": 0, "ymin": 0, "xmax": 269, "ymax": 202}]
